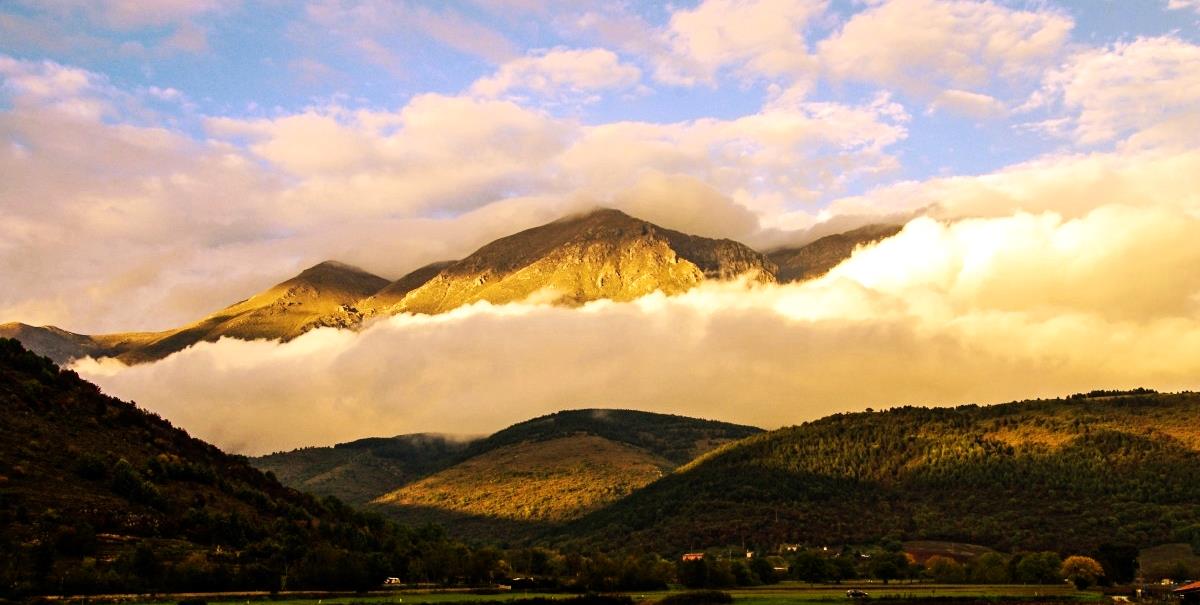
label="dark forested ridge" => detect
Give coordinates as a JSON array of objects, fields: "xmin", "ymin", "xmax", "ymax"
[
  {"xmin": 559, "ymin": 392, "xmax": 1200, "ymax": 555},
  {"xmin": 0, "ymin": 339, "xmax": 503, "ymax": 597}
]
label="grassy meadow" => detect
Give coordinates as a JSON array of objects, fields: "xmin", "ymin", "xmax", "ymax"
[{"xmin": 82, "ymin": 582, "xmax": 1099, "ymax": 605}]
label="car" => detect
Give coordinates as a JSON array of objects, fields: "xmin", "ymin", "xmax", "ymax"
[{"xmin": 846, "ymin": 590, "xmax": 870, "ymax": 599}]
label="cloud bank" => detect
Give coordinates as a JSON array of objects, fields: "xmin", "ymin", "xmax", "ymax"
[{"xmin": 74, "ymin": 197, "xmax": 1200, "ymax": 454}]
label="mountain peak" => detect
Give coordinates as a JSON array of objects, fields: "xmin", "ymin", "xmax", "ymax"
[
  {"xmin": 554, "ymin": 207, "xmax": 637, "ymax": 224},
  {"xmin": 293, "ymin": 260, "xmax": 384, "ymax": 282},
  {"xmin": 387, "ymin": 209, "xmax": 776, "ymax": 314}
]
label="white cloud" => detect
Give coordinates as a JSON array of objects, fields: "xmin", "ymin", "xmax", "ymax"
[
  {"xmin": 74, "ymin": 202, "xmax": 1200, "ymax": 455},
  {"xmin": 304, "ymin": 0, "xmax": 518, "ymax": 67},
  {"xmin": 8, "ymin": 0, "xmax": 233, "ymax": 55},
  {"xmin": 819, "ymin": 149, "xmax": 1200, "ymax": 222},
  {"xmin": 927, "ymin": 89, "xmax": 1007, "ymax": 119},
  {"xmin": 1167, "ymin": 0, "xmax": 1200, "ymax": 13},
  {"xmin": 653, "ymin": 0, "xmax": 827, "ymax": 86},
  {"xmin": 205, "ymin": 89, "xmax": 908, "ymax": 221},
  {"xmin": 470, "ymin": 47, "xmax": 641, "ymax": 101},
  {"xmin": 1028, "ymin": 36, "xmax": 1200, "ymax": 148},
  {"xmin": 819, "ymin": 0, "xmax": 1072, "ymax": 105}
]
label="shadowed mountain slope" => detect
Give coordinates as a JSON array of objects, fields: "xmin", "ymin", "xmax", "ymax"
[
  {"xmin": 0, "ymin": 338, "xmax": 460, "ymax": 595},
  {"xmin": 252, "ymin": 433, "xmax": 473, "ymax": 506},
  {"xmin": 768, "ymin": 224, "xmax": 902, "ymax": 283}
]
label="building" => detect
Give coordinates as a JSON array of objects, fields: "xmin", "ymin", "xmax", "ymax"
[
  {"xmin": 1174, "ymin": 581, "xmax": 1200, "ymax": 604},
  {"xmin": 681, "ymin": 553, "xmax": 705, "ymax": 562}
]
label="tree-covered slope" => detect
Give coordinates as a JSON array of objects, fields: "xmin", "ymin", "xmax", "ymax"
[
  {"xmin": 0, "ymin": 338, "xmax": 473, "ymax": 596},
  {"xmin": 461, "ymin": 409, "xmax": 763, "ymax": 466},
  {"xmin": 252, "ymin": 433, "xmax": 472, "ymax": 506},
  {"xmin": 256, "ymin": 409, "xmax": 761, "ymax": 542},
  {"xmin": 558, "ymin": 392, "xmax": 1200, "ymax": 555}
]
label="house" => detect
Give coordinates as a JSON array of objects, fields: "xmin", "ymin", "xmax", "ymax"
[
  {"xmin": 681, "ymin": 553, "xmax": 705, "ymax": 562},
  {"xmin": 383, "ymin": 577, "xmax": 402, "ymax": 585},
  {"xmin": 1174, "ymin": 581, "xmax": 1200, "ymax": 604}
]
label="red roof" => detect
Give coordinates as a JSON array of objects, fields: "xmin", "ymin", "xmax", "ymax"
[{"xmin": 1174, "ymin": 581, "xmax": 1200, "ymax": 593}]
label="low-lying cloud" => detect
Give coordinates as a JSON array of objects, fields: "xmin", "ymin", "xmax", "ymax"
[{"xmin": 74, "ymin": 203, "xmax": 1200, "ymax": 455}]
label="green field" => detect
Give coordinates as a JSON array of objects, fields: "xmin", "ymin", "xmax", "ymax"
[{"xmin": 96, "ymin": 582, "xmax": 1099, "ymax": 605}]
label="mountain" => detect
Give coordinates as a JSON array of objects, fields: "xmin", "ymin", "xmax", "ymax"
[
  {"xmin": 363, "ymin": 209, "xmax": 777, "ymax": 316},
  {"xmin": 253, "ymin": 409, "xmax": 762, "ymax": 542},
  {"xmin": 0, "ymin": 323, "xmax": 114, "ymax": 365},
  {"xmin": 768, "ymin": 224, "xmax": 902, "ymax": 282},
  {"xmin": 0, "ymin": 338, "xmax": 468, "ymax": 596},
  {"xmin": 1, "ymin": 261, "xmax": 389, "ymax": 364},
  {"xmin": 252, "ymin": 433, "xmax": 473, "ymax": 506},
  {"xmin": 118, "ymin": 260, "xmax": 390, "ymax": 364},
  {"xmin": 357, "ymin": 260, "xmax": 456, "ymax": 315},
  {"xmin": 4, "ymin": 210, "xmax": 898, "ymax": 364},
  {"xmin": 557, "ymin": 390, "xmax": 1200, "ymax": 555}
]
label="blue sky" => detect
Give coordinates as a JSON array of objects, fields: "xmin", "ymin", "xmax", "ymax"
[{"xmin": 4, "ymin": 0, "xmax": 1196, "ymax": 189}]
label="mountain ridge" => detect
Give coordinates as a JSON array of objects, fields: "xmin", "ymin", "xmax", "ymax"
[{"xmin": 3, "ymin": 209, "xmax": 901, "ymax": 364}]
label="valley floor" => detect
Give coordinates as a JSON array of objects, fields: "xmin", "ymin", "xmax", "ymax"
[{"xmin": 37, "ymin": 583, "xmax": 1100, "ymax": 605}]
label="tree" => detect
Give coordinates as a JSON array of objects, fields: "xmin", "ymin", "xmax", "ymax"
[
  {"xmin": 1016, "ymin": 552, "xmax": 1062, "ymax": 585},
  {"xmin": 870, "ymin": 552, "xmax": 909, "ymax": 584},
  {"xmin": 970, "ymin": 552, "xmax": 1009, "ymax": 584},
  {"xmin": 1061, "ymin": 556, "xmax": 1104, "ymax": 590},
  {"xmin": 926, "ymin": 556, "xmax": 965, "ymax": 584},
  {"xmin": 791, "ymin": 550, "xmax": 832, "ymax": 583},
  {"xmin": 749, "ymin": 556, "xmax": 778, "ymax": 584}
]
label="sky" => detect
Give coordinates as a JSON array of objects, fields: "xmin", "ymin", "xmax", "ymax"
[{"xmin": 3, "ymin": 0, "xmax": 1200, "ymax": 453}]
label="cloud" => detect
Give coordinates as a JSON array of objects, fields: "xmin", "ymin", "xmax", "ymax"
[
  {"xmin": 927, "ymin": 89, "xmax": 1007, "ymax": 119},
  {"xmin": 470, "ymin": 47, "xmax": 641, "ymax": 101},
  {"xmin": 653, "ymin": 0, "xmax": 827, "ymax": 86},
  {"xmin": 1167, "ymin": 0, "xmax": 1200, "ymax": 13},
  {"xmin": 818, "ymin": 0, "xmax": 1072, "ymax": 105},
  {"xmin": 73, "ymin": 202, "xmax": 1200, "ymax": 455},
  {"xmin": 6, "ymin": 0, "xmax": 233, "ymax": 55},
  {"xmin": 204, "ymin": 88, "xmax": 908, "ymax": 221},
  {"xmin": 62, "ymin": 0, "xmax": 234, "ymax": 29},
  {"xmin": 304, "ymin": 0, "xmax": 518, "ymax": 67},
  {"xmin": 1026, "ymin": 36, "xmax": 1200, "ymax": 148}
]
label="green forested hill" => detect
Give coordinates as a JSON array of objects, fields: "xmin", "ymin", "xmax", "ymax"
[
  {"xmin": 558, "ymin": 392, "xmax": 1200, "ymax": 555},
  {"xmin": 0, "ymin": 339, "xmax": 487, "ymax": 596},
  {"xmin": 461, "ymin": 409, "xmax": 763, "ymax": 466},
  {"xmin": 256, "ymin": 409, "xmax": 762, "ymax": 541},
  {"xmin": 253, "ymin": 409, "xmax": 761, "ymax": 509},
  {"xmin": 252, "ymin": 434, "xmax": 472, "ymax": 506}
]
